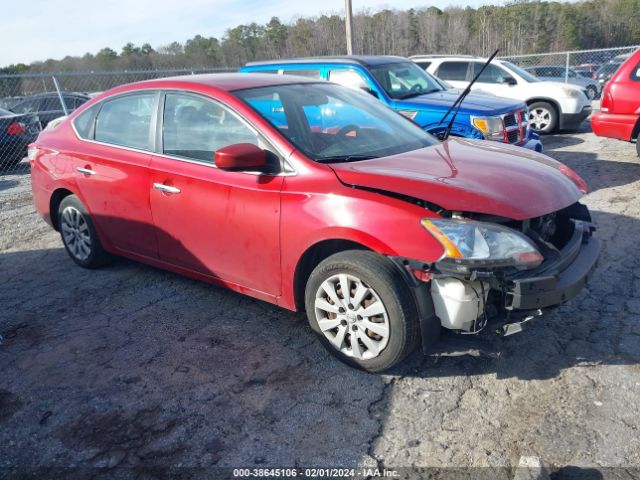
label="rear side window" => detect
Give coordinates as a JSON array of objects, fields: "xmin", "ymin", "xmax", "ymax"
[
  {"xmin": 11, "ymin": 98, "xmax": 42, "ymax": 114},
  {"xmin": 632, "ymin": 63, "xmax": 640, "ymax": 81},
  {"xmin": 328, "ymin": 69, "xmax": 369, "ymax": 90},
  {"xmin": 436, "ymin": 62, "xmax": 469, "ymax": 81},
  {"xmin": 282, "ymin": 69, "xmax": 321, "ymax": 79},
  {"xmin": 414, "ymin": 61, "xmax": 432, "ymax": 70},
  {"xmin": 95, "ymin": 93, "xmax": 156, "ymax": 150},
  {"xmin": 73, "ymin": 104, "xmax": 99, "ymax": 139}
]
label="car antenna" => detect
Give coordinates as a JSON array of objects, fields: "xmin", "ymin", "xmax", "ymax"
[{"xmin": 439, "ymin": 49, "xmax": 500, "ymax": 141}]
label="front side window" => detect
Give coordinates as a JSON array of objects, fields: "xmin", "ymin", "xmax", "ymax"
[
  {"xmin": 162, "ymin": 93, "xmax": 260, "ymax": 164},
  {"xmin": 473, "ymin": 63, "xmax": 516, "ymax": 84},
  {"xmin": 95, "ymin": 93, "xmax": 155, "ymax": 150},
  {"xmin": 370, "ymin": 62, "xmax": 443, "ymax": 99},
  {"xmin": 632, "ymin": 63, "xmax": 640, "ymax": 81},
  {"xmin": 502, "ymin": 62, "xmax": 540, "ymax": 83},
  {"xmin": 236, "ymin": 83, "xmax": 437, "ymax": 162},
  {"xmin": 414, "ymin": 61, "xmax": 432, "ymax": 70}
]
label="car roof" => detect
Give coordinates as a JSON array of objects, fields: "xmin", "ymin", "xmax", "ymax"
[
  {"xmin": 112, "ymin": 73, "xmax": 321, "ymax": 94},
  {"xmin": 19, "ymin": 92, "xmax": 89, "ymax": 99},
  {"xmin": 410, "ymin": 54, "xmax": 479, "ymax": 60},
  {"xmin": 245, "ymin": 56, "xmax": 409, "ymax": 68}
]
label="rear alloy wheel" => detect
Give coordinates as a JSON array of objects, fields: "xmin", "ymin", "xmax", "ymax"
[
  {"xmin": 528, "ymin": 101, "xmax": 558, "ymax": 134},
  {"xmin": 58, "ymin": 195, "xmax": 111, "ymax": 269},
  {"xmin": 305, "ymin": 251, "xmax": 420, "ymax": 372},
  {"xmin": 586, "ymin": 85, "xmax": 598, "ymax": 100}
]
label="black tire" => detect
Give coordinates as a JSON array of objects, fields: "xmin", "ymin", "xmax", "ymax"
[
  {"xmin": 58, "ymin": 195, "xmax": 112, "ymax": 269},
  {"xmin": 636, "ymin": 132, "xmax": 640, "ymax": 158},
  {"xmin": 528, "ymin": 101, "xmax": 558, "ymax": 134},
  {"xmin": 586, "ymin": 85, "xmax": 598, "ymax": 100},
  {"xmin": 304, "ymin": 250, "xmax": 420, "ymax": 372}
]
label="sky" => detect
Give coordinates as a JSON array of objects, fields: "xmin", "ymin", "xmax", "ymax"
[{"xmin": 1, "ymin": 0, "xmax": 504, "ymax": 67}]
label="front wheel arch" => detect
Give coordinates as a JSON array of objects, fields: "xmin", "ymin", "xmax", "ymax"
[{"xmin": 50, "ymin": 188, "xmax": 75, "ymax": 231}]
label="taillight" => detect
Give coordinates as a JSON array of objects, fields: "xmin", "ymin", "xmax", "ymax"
[
  {"xmin": 559, "ymin": 164, "xmax": 588, "ymax": 194},
  {"xmin": 601, "ymin": 87, "xmax": 613, "ymax": 112},
  {"xmin": 27, "ymin": 144, "xmax": 40, "ymax": 161},
  {"xmin": 7, "ymin": 121, "xmax": 26, "ymax": 135}
]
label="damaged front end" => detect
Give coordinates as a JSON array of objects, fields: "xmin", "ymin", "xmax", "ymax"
[{"xmin": 392, "ymin": 202, "xmax": 600, "ymax": 340}]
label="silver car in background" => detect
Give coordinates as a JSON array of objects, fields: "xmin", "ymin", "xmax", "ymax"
[{"xmin": 525, "ymin": 66, "xmax": 601, "ymax": 99}]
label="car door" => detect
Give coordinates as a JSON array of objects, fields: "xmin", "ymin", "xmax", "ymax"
[
  {"xmin": 71, "ymin": 91, "xmax": 159, "ymax": 258},
  {"xmin": 148, "ymin": 91, "xmax": 283, "ymax": 296}
]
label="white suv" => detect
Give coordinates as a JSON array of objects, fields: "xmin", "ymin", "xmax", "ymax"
[{"xmin": 411, "ymin": 55, "xmax": 592, "ymax": 133}]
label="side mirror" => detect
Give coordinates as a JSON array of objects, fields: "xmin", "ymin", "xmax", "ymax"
[
  {"xmin": 360, "ymin": 86, "xmax": 379, "ymax": 98},
  {"xmin": 502, "ymin": 77, "xmax": 517, "ymax": 86},
  {"xmin": 215, "ymin": 143, "xmax": 267, "ymax": 171}
]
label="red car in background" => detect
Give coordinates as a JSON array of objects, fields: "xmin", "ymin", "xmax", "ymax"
[
  {"xmin": 591, "ymin": 48, "xmax": 640, "ymax": 156},
  {"xmin": 29, "ymin": 74, "xmax": 599, "ymax": 371}
]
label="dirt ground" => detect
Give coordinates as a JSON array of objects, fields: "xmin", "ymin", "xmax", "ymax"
[{"xmin": 1, "ymin": 126, "xmax": 639, "ymax": 479}]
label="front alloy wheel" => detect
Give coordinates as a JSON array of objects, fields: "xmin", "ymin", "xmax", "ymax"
[
  {"xmin": 305, "ymin": 250, "xmax": 422, "ymax": 372},
  {"xmin": 528, "ymin": 101, "xmax": 557, "ymax": 133},
  {"xmin": 314, "ymin": 273, "xmax": 390, "ymax": 360}
]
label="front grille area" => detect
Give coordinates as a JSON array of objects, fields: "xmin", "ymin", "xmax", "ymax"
[
  {"xmin": 503, "ymin": 113, "xmax": 517, "ymax": 128},
  {"xmin": 501, "ymin": 109, "xmax": 528, "ymax": 145},
  {"xmin": 507, "ymin": 130, "xmax": 519, "ymax": 143}
]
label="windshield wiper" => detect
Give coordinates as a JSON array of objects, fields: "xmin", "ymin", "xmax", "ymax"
[
  {"xmin": 438, "ymin": 49, "xmax": 499, "ymax": 141},
  {"xmin": 317, "ymin": 154, "xmax": 378, "ymax": 163},
  {"xmin": 397, "ymin": 88, "xmax": 440, "ymax": 100}
]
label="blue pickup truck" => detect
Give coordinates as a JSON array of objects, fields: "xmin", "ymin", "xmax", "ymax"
[{"xmin": 240, "ymin": 56, "xmax": 542, "ymax": 152}]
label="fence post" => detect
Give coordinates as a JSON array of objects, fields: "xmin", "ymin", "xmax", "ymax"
[
  {"xmin": 565, "ymin": 52, "xmax": 570, "ymax": 83},
  {"xmin": 51, "ymin": 75, "xmax": 69, "ymax": 116}
]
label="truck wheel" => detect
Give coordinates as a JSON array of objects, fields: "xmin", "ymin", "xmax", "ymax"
[
  {"xmin": 305, "ymin": 250, "xmax": 420, "ymax": 372},
  {"xmin": 528, "ymin": 101, "xmax": 558, "ymax": 134},
  {"xmin": 58, "ymin": 195, "xmax": 112, "ymax": 269},
  {"xmin": 585, "ymin": 85, "xmax": 597, "ymax": 100}
]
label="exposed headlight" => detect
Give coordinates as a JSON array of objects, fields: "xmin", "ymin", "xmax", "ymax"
[
  {"xmin": 470, "ymin": 115, "xmax": 504, "ymax": 140},
  {"xmin": 398, "ymin": 110, "xmax": 419, "ymax": 120},
  {"xmin": 421, "ymin": 218, "xmax": 543, "ymax": 272},
  {"xmin": 561, "ymin": 87, "xmax": 582, "ymax": 98}
]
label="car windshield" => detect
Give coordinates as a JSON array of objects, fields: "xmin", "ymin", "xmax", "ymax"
[
  {"xmin": 369, "ymin": 62, "xmax": 444, "ymax": 99},
  {"xmin": 236, "ymin": 82, "xmax": 438, "ymax": 163},
  {"xmin": 503, "ymin": 62, "xmax": 540, "ymax": 83}
]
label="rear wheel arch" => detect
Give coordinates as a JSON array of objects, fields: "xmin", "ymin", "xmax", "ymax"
[
  {"xmin": 631, "ymin": 117, "xmax": 640, "ymax": 142},
  {"xmin": 50, "ymin": 188, "xmax": 75, "ymax": 231}
]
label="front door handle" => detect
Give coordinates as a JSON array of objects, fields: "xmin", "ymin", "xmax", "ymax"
[
  {"xmin": 153, "ymin": 183, "xmax": 181, "ymax": 194},
  {"xmin": 76, "ymin": 167, "xmax": 96, "ymax": 175}
]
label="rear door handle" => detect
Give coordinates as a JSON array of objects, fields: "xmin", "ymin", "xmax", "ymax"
[
  {"xmin": 153, "ymin": 183, "xmax": 181, "ymax": 194},
  {"xmin": 76, "ymin": 167, "xmax": 96, "ymax": 175}
]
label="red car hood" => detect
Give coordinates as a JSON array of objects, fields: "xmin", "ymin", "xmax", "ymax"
[{"xmin": 329, "ymin": 138, "xmax": 585, "ymax": 220}]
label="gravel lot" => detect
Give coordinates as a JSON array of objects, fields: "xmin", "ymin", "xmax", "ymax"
[{"xmin": 1, "ymin": 127, "xmax": 639, "ymax": 479}]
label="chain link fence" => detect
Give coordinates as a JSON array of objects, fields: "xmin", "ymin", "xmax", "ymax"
[
  {"xmin": 1, "ymin": 45, "xmax": 639, "ymax": 177},
  {"xmin": 0, "ymin": 67, "xmax": 232, "ymax": 176},
  {"xmin": 500, "ymin": 45, "xmax": 640, "ymax": 101}
]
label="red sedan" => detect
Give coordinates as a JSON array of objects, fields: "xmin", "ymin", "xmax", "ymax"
[
  {"xmin": 30, "ymin": 74, "xmax": 599, "ymax": 371},
  {"xmin": 591, "ymin": 48, "xmax": 640, "ymax": 156}
]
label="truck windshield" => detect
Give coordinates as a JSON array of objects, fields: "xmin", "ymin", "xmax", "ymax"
[
  {"xmin": 236, "ymin": 82, "xmax": 438, "ymax": 163},
  {"xmin": 369, "ymin": 62, "xmax": 444, "ymax": 99}
]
